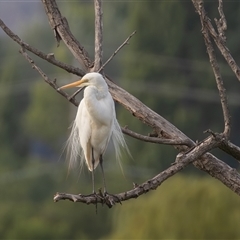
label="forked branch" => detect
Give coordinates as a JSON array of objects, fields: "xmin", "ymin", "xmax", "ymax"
[
  {"xmin": 19, "ymin": 48, "xmax": 79, "ymax": 107},
  {"xmin": 0, "ymin": 18, "xmax": 85, "ymax": 77},
  {"xmin": 192, "ymin": 0, "xmax": 240, "ymax": 82},
  {"xmin": 200, "ymin": 15, "xmax": 231, "ymax": 138},
  {"xmin": 42, "ymin": 0, "xmax": 92, "ymax": 70}
]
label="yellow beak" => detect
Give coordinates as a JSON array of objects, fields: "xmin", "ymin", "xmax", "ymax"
[{"xmin": 58, "ymin": 78, "xmax": 88, "ymax": 90}]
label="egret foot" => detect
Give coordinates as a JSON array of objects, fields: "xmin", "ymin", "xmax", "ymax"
[{"xmin": 103, "ymin": 192, "xmax": 121, "ymax": 207}]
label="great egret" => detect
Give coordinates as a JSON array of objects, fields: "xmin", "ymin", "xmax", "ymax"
[{"xmin": 59, "ymin": 72, "xmax": 128, "ymax": 194}]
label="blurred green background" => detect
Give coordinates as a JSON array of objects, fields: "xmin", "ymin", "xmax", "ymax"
[{"xmin": 0, "ymin": 1, "xmax": 240, "ymax": 239}]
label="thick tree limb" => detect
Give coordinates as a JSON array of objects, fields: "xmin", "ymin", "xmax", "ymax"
[{"xmin": 41, "ymin": 0, "xmax": 92, "ymax": 71}]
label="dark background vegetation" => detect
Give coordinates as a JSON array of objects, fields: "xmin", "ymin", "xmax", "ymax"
[{"xmin": 0, "ymin": 1, "xmax": 240, "ymax": 239}]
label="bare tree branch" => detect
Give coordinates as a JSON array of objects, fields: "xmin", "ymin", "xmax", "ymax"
[
  {"xmin": 215, "ymin": 0, "xmax": 227, "ymax": 42},
  {"xmin": 0, "ymin": 18, "xmax": 85, "ymax": 77},
  {"xmin": 122, "ymin": 127, "xmax": 192, "ymax": 146},
  {"xmin": 192, "ymin": 0, "xmax": 240, "ymax": 82},
  {"xmin": 219, "ymin": 140, "xmax": 240, "ymax": 162},
  {"xmin": 41, "ymin": 0, "xmax": 92, "ymax": 71},
  {"xmin": 53, "ymin": 135, "xmax": 220, "ymax": 207},
  {"xmin": 19, "ymin": 48, "xmax": 78, "ymax": 107},
  {"xmin": 200, "ymin": 16, "xmax": 231, "ymax": 138},
  {"xmin": 98, "ymin": 30, "xmax": 137, "ymax": 73},
  {"xmin": 93, "ymin": 0, "xmax": 103, "ymax": 72}
]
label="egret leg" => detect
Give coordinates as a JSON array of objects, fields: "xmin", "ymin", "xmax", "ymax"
[
  {"xmin": 91, "ymin": 148, "xmax": 96, "ymax": 194},
  {"xmin": 99, "ymin": 154, "xmax": 107, "ymax": 194}
]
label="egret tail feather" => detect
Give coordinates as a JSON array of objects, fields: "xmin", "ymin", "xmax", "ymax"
[{"xmin": 112, "ymin": 118, "xmax": 131, "ymax": 174}]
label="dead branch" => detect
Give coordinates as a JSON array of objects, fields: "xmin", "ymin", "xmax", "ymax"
[
  {"xmin": 98, "ymin": 30, "xmax": 137, "ymax": 73},
  {"xmin": 219, "ymin": 140, "xmax": 240, "ymax": 162},
  {"xmin": 0, "ymin": 18, "xmax": 85, "ymax": 77},
  {"xmin": 19, "ymin": 48, "xmax": 78, "ymax": 107},
  {"xmin": 200, "ymin": 15, "xmax": 231, "ymax": 138},
  {"xmin": 215, "ymin": 0, "xmax": 227, "ymax": 42},
  {"xmin": 192, "ymin": 0, "xmax": 240, "ymax": 82},
  {"xmin": 122, "ymin": 127, "xmax": 192, "ymax": 146},
  {"xmin": 41, "ymin": 0, "xmax": 92, "ymax": 71},
  {"xmin": 93, "ymin": 0, "xmax": 103, "ymax": 72},
  {"xmin": 54, "ymin": 134, "xmax": 221, "ymax": 207}
]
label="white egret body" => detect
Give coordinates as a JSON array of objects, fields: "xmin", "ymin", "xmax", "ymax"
[{"xmin": 59, "ymin": 72, "xmax": 128, "ymax": 193}]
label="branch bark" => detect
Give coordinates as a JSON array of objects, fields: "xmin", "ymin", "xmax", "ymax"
[
  {"xmin": 93, "ymin": 0, "xmax": 103, "ymax": 72},
  {"xmin": 42, "ymin": 0, "xmax": 93, "ymax": 71},
  {"xmin": 199, "ymin": 11, "xmax": 231, "ymax": 138},
  {"xmin": 0, "ymin": 18, "xmax": 85, "ymax": 77},
  {"xmin": 19, "ymin": 48, "xmax": 79, "ymax": 107},
  {"xmin": 192, "ymin": 0, "xmax": 240, "ymax": 82}
]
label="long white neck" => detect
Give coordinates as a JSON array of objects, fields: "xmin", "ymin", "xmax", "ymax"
[
  {"xmin": 84, "ymin": 84, "xmax": 108, "ymax": 100},
  {"xmin": 81, "ymin": 85, "xmax": 114, "ymax": 128}
]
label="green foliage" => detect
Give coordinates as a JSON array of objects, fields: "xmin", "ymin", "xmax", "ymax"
[{"xmin": 107, "ymin": 175, "xmax": 240, "ymax": 239}]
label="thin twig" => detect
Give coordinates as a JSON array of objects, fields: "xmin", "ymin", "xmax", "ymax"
[
  {"xmin": 204, "ymin": 36, "xmax": 231, "ymax": 137},
  {"xmin": 193, "ymin": 0, "xmax": 231, "ymax": 138},
  {"xmin": 67, "ymin": 87, "xmax": 84, "ymax": 101},
  {"xmin": 0, "ymin": 18, "xmax": 85, "ymax": 77},
  {"xmin": 93, "ymin": 0, "xmax": 103, "ymax": 72},
  {"xmin": 192, "ymin": 0, "xmax": 240, "ymax": 82},
  {"xmin": 19, "ymin": 48, "xmax": 78, "ymax": 107},
  {"xmin": 122, "ymin": 127, "xmax": 192, "ymax": 146},
  {"xmin": 98, "ymin": 30, "xmax": 137, "ymax": 73}
]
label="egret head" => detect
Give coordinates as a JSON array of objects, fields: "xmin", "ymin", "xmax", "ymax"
[{"xmin": 59, "ymin": 72, "xmax": 107, "ymax": 90}]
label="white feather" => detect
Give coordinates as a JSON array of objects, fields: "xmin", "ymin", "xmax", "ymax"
[{"xmin": 63, "ymin": 73, "xmax": 129, "ymax": 174}]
